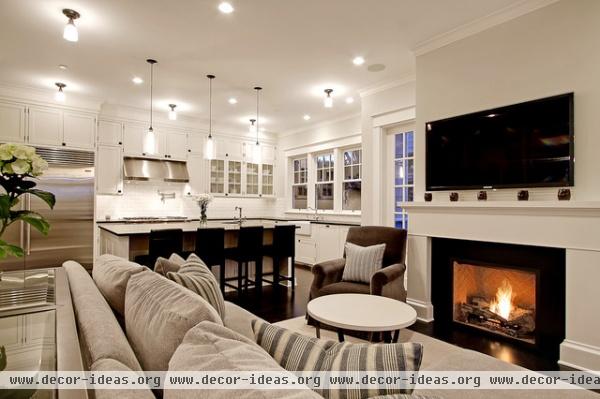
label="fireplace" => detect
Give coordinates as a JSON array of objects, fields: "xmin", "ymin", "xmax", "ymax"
[{"xmin": 432, "ymin": 238, "xmax": 565, "ymax": 358}]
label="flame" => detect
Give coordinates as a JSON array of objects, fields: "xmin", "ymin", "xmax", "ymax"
[{"xmin": 489, "ymin": 279, "xmax": 514, "ymax": 320}]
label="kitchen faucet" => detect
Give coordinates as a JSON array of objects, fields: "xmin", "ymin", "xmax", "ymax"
[
  {"xmin": 234, "ymin": 206, "xmax": 244, "ymax": 223},
  {"xmin": 306, "ymin": 206, "xmax": 321, "ymax": 221}
]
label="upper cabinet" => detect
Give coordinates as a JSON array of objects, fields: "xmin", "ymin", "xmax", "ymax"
[
  {"xmin": 97, "ymin": 120, "xmax": 123, "ymax": 146},
  {"xmin": 123, "ymin": 123, "xmax": 145, "ymax": 156},
  {"xmin": 96, "ymin": 145, "xmax": 123, "ymax": 195},
  {"xmin": 28, "ymin": 106, "xmax": 62, "ymax": 146},
  {"xmin": 215, "ymin": 138, "xmax": 244, "ymax": 160},
  {"xmin": 158, "ymin": 130, "xmax": 188, "ymax": 160},
  {"xmin": 187, "ymin": 134, "xmax": 205, "ymax": 155},
  {"xmin": 63, "ymin": 111, "xmax": 96, "ymax": 149},
  {"xmin": 0, "ymin": 102, "xmax": 26, "ymax": 143}
]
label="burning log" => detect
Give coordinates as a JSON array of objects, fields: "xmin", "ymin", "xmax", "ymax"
[{"xmin": 458, "ymin": 299, "xmax": 535, "ymax": 338}]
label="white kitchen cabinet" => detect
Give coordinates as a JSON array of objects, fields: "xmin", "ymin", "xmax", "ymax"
[
  {"xmin": 261, "ymin": 144, "xmax": 276, "ymax": 163},
  {"xmin": 314, "ymin": 223, "xmax": 343, "ymax": 263},
  {"xmin": 261, "ymin": 164, "xmax": 274, "ymax": 196},
  {"xmin": 96, "ymin": 145, "xmax": 123, "ymax": 195},
  {"xmin": 123, "ymin": 123, "xmax": 145, "ymax": 156},
  {"xmin": 209, "ymin": 159, "xmax": 226, "ymax": 194},
  {"xmin": 0, "ymin": 102, "xmax": 26, "ymax": 143},
  {"xmin": 245, "ymin": 162, "xmax": 260, "ymax": 196},
  {"xmin": 216, "ymin": 138, "xmax": 244, "ymax": 160},
  {"xmin": 187, "ymin": 134, "xmax": 205, "ymax": 154},
  {"xmin": 63, "ymin": 111, "xmax": 95, "ymax": 149},
  {"xmin": 296, "ymin": 237, "xmax": 317, "ymax": 265},
  {"xmin": 97, "ymin": 120, "xmax": 123, "ymax": 146},
  {"xmin": 186, "ymin": 154, "xmax": 206, "ymax": 195},
  {"xmin": 28, "ymin": 106, "xmax": 63, "ymax": 146},
  {"xmin": 164, "ymin": 131, "xmax": 188, "ymax": 160}
]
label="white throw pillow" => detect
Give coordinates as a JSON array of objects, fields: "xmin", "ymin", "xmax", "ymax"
[{"xmin": 341, "ymin": 242, "xmax": 386, "ymax": 283}]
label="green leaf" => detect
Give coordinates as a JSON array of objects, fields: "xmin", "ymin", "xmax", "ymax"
[
  {"xmin": 27, "ymin": 189, "xmax": 56, "ymax": 209},
  {"xmin": 0, "ymin": 195, "xmax": 10, "ymax": 219},
  {"xmin": 14, "ymin": 211, "xmax": 50, "ymax": 235},
  {"xmin": 0, "ymin": 240, "xmax": 23, "ymax": 259}
]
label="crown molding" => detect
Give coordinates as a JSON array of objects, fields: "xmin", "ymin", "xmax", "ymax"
[
  {"xmin": 413, "ymin": 0, "xmax": 560, "ymax": 56},
  {"xmin": 0, "ymin": 81, "xmax": 104, "ymax": 112},
  {"xmin": 358, "ymin": 75, "xmax": 416, "ymax": 98},
  {"xmin": 279, "ymin": 112, "xmax": 361, "ymax": 138}
]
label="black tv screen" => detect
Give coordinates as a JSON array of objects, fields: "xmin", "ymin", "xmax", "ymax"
[{"xmin": 426, "ymin": 93, "xmax": 574, "ymax": 191}]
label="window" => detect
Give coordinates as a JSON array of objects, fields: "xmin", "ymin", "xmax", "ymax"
[
  {"xmin": 342, "ymin": 148, "xmax": 361, "ymax": 211},
  {"xmin": 394, "ymin": 131, "xmax": 414, "ymax": 229},
  {"xmin": 292, "ymin": 158, "xmax": 308, "ymax": 209},
  {"xmin": 316, "ymin": 153, "xmax": 334, "ymax": 210}
]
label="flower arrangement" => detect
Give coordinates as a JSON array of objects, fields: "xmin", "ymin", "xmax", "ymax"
[
  {"xmin": 195, "ymin": 193, "xmax": 213, "ymax": 226},
  {"xmin": 0, "ymin": 143, "xmax": 55, "ymax": 259}
]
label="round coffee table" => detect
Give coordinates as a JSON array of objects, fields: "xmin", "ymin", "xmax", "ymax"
[{"xmin": 307, "ymin": 293, "xmax": 417, "ymax": 342}]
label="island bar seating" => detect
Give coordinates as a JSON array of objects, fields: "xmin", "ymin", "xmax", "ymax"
[
  {"xmin": 134, "ymin": 228, "xmax": 184, "ymax": 268},
  {"xmin": 193, "ymin": 227, "xmax": 226, "ymax": 294},
  {"xmin": 262, "ymin": 224, "xmax": 296, "ymax": 292},
  {"xmin": 224, "ymin": 226, "xmax": 264, "ymax": 296}
]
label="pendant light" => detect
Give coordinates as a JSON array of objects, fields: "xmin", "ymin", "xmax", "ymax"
[
  {"xmin": 253, "ymin": 86, "xmax": 262, "ymax": 163},
  {"xmin": 62, "ymin": 9, "xmax": 80, "ymax": 42},
  {"xmin": 324, "ymin": 89, "xmax": 333, "ymax": 108},
  {"xmin": 204, "ymin": 75, "xmax": 216, "ymax": 160},
  {"xmin": 249, "ymin": 119, "xmax": 256, "ymax": 134},
  {"xmin": 144, "ymin": 59, "xmax": 157, "ymax": 155},
  {"xmin": 54, "ymin": 82, "xmax": 66, "ymax": 102},
  {"xmin": 168, "ymin": 104, "xmax": 177, "ymax": 120}
]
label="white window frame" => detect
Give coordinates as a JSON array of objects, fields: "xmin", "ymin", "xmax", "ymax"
[
  {"xmin": 314, "ymin": 152, "xmax": 335, "ymax": 211},
  {"xmin": 341, "ymin": 147, "xmax": 362, "ymax": 212},
  {"xmin": 291, "ymin": 157, "xmax": 308, "ymax": 209},
  {"xmin": 393, "ymin": 130, "xmax": 414, "ymax": 229}
]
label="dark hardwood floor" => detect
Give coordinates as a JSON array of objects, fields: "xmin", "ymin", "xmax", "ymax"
[{"xmin": 225, "ymin": 264, "xmax": 567, "ymax": 371}]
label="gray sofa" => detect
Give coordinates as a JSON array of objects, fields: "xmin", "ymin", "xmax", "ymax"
[{"xmin": 63, "ymin": 256, "xmax": 598, "ymax": 399}]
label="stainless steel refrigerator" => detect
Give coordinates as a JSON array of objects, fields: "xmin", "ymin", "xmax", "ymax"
[{"xmin": 0, "ymin": 147, "xmax": 94, "ymax": 272}]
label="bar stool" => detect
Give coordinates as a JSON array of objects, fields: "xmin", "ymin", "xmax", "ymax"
[
  {"xmin": 194, "ymin": 228, "xmax": 226, "ymax": 294},
  {"xmin": 262, "ymin": 224, "xmax": 296, "ymax": 292},
  {"xmin": 134, "ymin": 228, "xmax": 183, "ymax": 268},
  {"xmin": 224, "ymin": 226, "xmax": 264, "ymax": 296}
]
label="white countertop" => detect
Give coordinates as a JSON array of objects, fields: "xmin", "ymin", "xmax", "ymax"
[{"xmin": 98, "ymin": 220, "xmax": 292, "ymax": 236}]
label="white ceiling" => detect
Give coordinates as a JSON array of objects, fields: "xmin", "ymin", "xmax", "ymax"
[{"xmin": 0, "ymin": 0, "xmax": 522, "ymax": 134}]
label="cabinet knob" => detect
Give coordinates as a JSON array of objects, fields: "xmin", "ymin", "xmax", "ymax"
[
  {"xmin": 62, "ymin": 142, "xmax": 66, "ymax": 146},
  {"xmin": 142, "ymin": 153, "xmax": 146, "ymax": 156},
  {"xmin": 117, "ymin": 189, "xmax": 122, "ymax": 193},
  {"xmin": 165, "ymin": 155, "xmax": 168, "ymax": 158},
  {"xmin": 118, "ymin": 141, "xmax": 122, "ymax": 145},
  {"xmin": 188, "ymin": 149, "xmax": 191, "ymax": 152}
]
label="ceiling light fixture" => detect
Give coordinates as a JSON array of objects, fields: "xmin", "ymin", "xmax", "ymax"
[
  {"xmin": 132, "ymin": 76, "xmax": 143, "ymax": 85},
  {"xmin": 204, "ymin": 74, "xmax": 216, "ymax": 160},
  {"xmin": 218, "ymin": 2, "xmax": 234, "ymax": 14},
  {"xmin": 345, "ymin": 97, "xmax": 354, "ymax": 104},
  {"xmin": 58, "ymin": 64, "xmax": 68, "ymax": 71},
  {"xmin": 352, "ymin": 56, "xmax": 365, "ymax": 66},
  {"xmin": 324, "ymin": 89, "xmax": 333, "ymax": 108},
  {"xmin": 303, "ymin": 114, "xmax": 311, "ymax": 121},
  {"xmin": 54, "ymin": 82, "xmax": 66, "ymax": 102},
  {"xmin": 253, "ymin": 86, "xmax": 263, "ymax": 163},
  {"xmin": 144, "ymin": 59, "xmax": 158, "ymax": 155},
  {"xmin": 249, "ymin": 119, "xmax": 257, "ymax": 134},
  {"xmin": 168, "ymin": 104, "xmax": 177, "ymax": 121},
  {"xmin": 228, "ymin": 97, "xmax": 238, "ymax": 105},
  {"xmin": 62, "ymin": 9, "xmax": 80, "ymax": 42}
]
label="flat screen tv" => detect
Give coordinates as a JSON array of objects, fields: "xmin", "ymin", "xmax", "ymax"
[{"xmin": 426, "ymin": 93, "xmax": 574, "ymax": 191}]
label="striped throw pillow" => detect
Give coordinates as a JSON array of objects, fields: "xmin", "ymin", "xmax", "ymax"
[
  {"xmin": 252, "ymin": 319, "xmax": 423, "ymax": 398},
  {"xmin": 167, "ymin": 254, "xmax": 226, "ymax": 320},
  {"xmin": 342, "ymin": 242, "xmax": 386, "ymax": 283}
]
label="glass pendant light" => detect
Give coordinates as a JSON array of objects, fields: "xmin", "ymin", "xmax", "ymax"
[
  {"xmin": 253, "ymin": 87, "xmax": 262, "ymax": 164},
  {"xmin": 249, "ymin": 119, "xmax": 257, "ymax": 134},
  {"xmin": 204, "ymin": 75, "xmax": 216, "ymax": 160},
  {"xmin": 62, "ymin": 9, "xmax": 80, "ymax": 42},
  {"xmin": 324, "ymin": 88, "xmax": 333, "ymax": 108},
  {"xmin": 54, "ymin": 82, "xmax": 66, "ymax": 102},
  {"xmin": 144, "ymin": 59, "xmax": 157, "ymax": 155},
  {"xmin": 168, "ymin": 104, "xmax": 177, "ymax": 120}
]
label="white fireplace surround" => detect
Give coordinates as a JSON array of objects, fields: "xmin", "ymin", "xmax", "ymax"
[{"xmin": 401, "ymin": 200, "xmax": 600, "ymax": 371}]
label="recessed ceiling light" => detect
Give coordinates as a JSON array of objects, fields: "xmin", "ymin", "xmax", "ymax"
[
  {"xmin": 352, "ymin": 56, "xmax": 365, "ymax": 66},
  {"xmin": 228, "ymin": 97, "xmax": 238, "ymax": 105},
  {"xmin": 218, "ymin": 2, "xmax": 234, "ymax": 14},
  {"xmin": 303, "ymin": 114, "xmax": 311, "ymax": 121},
  {"xmin": 132, "ymin": 76, "xmax": 143, "ymax": 85},
  {"xmin": 367, "ymin": 63, "xmax": 386, "ymax": 72},
  {"xmin": 345, "ymin": 97, "xmax": 354, "ymax": 104},
  {"xmin": 58, "ymin": 64, "xmax": 68, "ymax": 70}
]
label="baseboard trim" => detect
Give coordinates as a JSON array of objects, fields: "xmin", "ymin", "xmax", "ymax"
[
  {"xmin": 407, "ymin": 298, "xmax": 434, "ymax": 322},
  {"xmin": 559, "ymin": 339, "xmax": 600, "ymax": 371}
]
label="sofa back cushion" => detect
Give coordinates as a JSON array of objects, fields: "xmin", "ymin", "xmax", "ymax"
[
  {"xmin": 92, "ymin": 254, "xmax": 149, "ymax": 316},
  {"xmin": 63, "ymin": 261, "xmax": 143, "ymax": 372},
  {"xmin": 155, "ymin": 253, "xmax": 186, "ymax": 276},
  {"xmin": 125, "ymin": 271, "xmax": 222, "ymax": 371},
  {"xmin": 91, "ymin": 358, "xmax": 156, "ymax": 399},
  {"xmin": 165, "ymin": 321, "xmax": 321, "ymax": 399}
]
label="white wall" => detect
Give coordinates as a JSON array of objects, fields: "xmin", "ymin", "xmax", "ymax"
[{"xmin": 415, "ymin": 0, "xmax": 600, "ymax": 201}]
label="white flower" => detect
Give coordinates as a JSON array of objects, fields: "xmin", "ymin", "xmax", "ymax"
[
  {"xmin": 31, "ymin": 155, "xmax": 48, "ymax": 176},
  {"xmin": 195, "ymin": 193, "xmax": 213, "ymax": 206},
  {"xmin": 0, "ymin": 143, "xmax": 15, "ymax": 161},
  {"xmin": 12, "ymin": 145, "xmax": 35, "ymax": 160},
  {"xmin": 10, "ymin": 159, "xmax": 31, "ymax": 175}
]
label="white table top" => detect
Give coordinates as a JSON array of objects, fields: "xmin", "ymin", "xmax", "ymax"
[{"xmin": 307, "ymin": 293, "xmax": 417, "ymax": 332}]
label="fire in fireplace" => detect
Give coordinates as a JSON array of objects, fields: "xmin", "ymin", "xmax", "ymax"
[{"xmin": 453, "ymin": 261, "xmax": 536, "ymax": 344}]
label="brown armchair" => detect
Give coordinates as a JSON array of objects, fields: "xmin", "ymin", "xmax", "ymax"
[{"xmin": 310, "ymin": 226, "xmax": 408, "ymax": 302}]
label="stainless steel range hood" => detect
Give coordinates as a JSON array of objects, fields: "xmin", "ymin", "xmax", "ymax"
[{"xmin": 123, "ymin": 157, "xmax": 189, "ymax": 182}]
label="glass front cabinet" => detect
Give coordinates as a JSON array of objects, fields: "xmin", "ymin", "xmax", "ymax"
[{"xmin": 209, "ymin": 159, "xmax": 275, "ymax": 197}]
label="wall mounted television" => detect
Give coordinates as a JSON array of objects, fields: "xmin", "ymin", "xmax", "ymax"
[{"xmin": 426, "ymin": 93, "xmax": 574, "ymax": 191}]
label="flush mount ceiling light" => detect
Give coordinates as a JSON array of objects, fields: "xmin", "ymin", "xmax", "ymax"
[
  {"xmin": 303, "ymin": 114, "xmax": 311, "ymax": 121},
  {"xmin": 132, "ymin": 76, "xmax": 143, "ymax": 85},
  {"xmin": 144, "ymin": 59, "xmax": 158, "ymax": 155},
  {"xmin": 54, "ymin": 82, "xmax": 66, "ymax": 102},
  {"xmin": 324, "ymin": 89, "xmax": 333, "ymax": 108},
  {"xmin": 62, "ymin": 9, "xmax": 80, "ymax": 42},
  {"xmin": 352, "ymin": 56, "xmax": 365, "ymax": 66},
  {"xmin": 345, "ymin": 97, "xmax": 354, "ymax": 104},
  {"xmin": 228, "ymin": 97, "xmax": 238, "ymax": 105},
  {"xmin": 58, "ymin": 64, "xmax": 68, "ymax": 70},
  {"xmin": 249, "ymin": 118, "xmax": 257, "ymax": 134},
  {"xmin": 218, "ymin": 2, "xmax": 234, "ymax": 14},
  {"xmin": 168, "ymin": 104, "xmax": 177, "ymax": 121},
  {"xmin": 204, "ymin": 74, "xmax": 216, "ymax": 160},
  {"xmin": 253, "ymin": 86, "xmax": 263, "ymax": 163}
]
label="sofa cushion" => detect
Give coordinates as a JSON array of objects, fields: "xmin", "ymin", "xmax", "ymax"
[
  {"xmin": 319, "ymin": 281, "xmax": 370, "ymax": 296},
  {"xmin": 342, "ymin": 242, "xmax": 386, "ymax": 283},
  {"xmin": 166, "ymin": 321, "xmax": 321, "ymax": 399},
  {"xmin": 166, "ymin": 253, "xmax": 225, "ymax": 320},
  {"xmin": 92, "ymin": 254, "xmax": 149, "ymax": 316},
  {"xmin": 91, "ymin": 358, "xmax": 156, "ymax": 399},
  {"xmin": 252, "ymin": 319, "xmax": 422, "ymax": 398},
  {"xmin": 125, "ymin": 271, "xmax": 222, "ymax": 371},
  {"xmin": 155, "ymin": 253, "xmax": 186, "ymax": 276},
  {"xmin": 63, "ymin": 261, "xmax": 143, "ymax": 372},
  {"xmin": 223, "ymin": 301, "xmax": 261, "ymax": 341}
]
